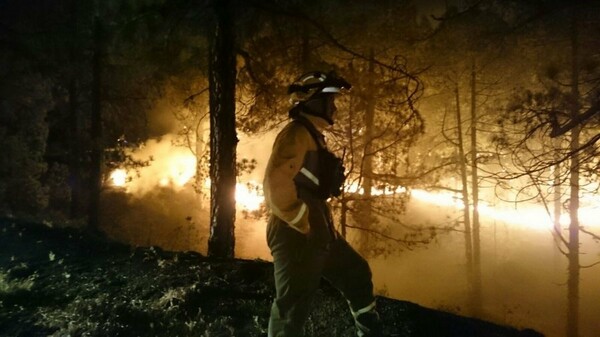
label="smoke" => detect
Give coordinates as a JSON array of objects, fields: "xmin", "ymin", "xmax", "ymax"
[
  {"xmin": 237, "ymin": 130, "xmax": 279, "ymax": 182},
  {"xmin": 101, "ymin": 125, "xmax": 281, "ymax": 259},
  {"xmin": 366, "ymin": 197, "xmax": 600, "ymax": 337},
  {"xmin": 232, "ymin": 130, "xmax": 280, "ymax": 261},
  {"xmin": 100, "ymin": 103, "xmax": 600, "ymax": 337},
  {"xmin": 121, "ymin": 134, "xmax": 197, "ymax": 196}
]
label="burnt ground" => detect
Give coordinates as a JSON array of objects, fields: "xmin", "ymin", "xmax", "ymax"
[{"xmin": 0, "ymin": 218, "xmax": 544, "ymax": 337}]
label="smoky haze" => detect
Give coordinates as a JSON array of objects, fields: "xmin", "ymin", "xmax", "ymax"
[
  {"xmin": 368, "ymin": 198, "xmax": 600, "ymax": 337},
  {"xmin": 100, "ymin": 130, "xmax": 600, "ymax": 337},
  {"xmin": 100, "ymin": 119, "xmax": 279, "ymax": 258},
  {"xmin": 98, "ymin": 96, "xmax": 599, "ymax": 337}
]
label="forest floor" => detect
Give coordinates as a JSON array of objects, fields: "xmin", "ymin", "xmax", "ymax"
[{"xmin": 0, "ymin": 218, "xmax": 544, "ymax": 337}]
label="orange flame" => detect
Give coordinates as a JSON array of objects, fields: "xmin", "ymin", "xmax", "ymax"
[{"xmin": 110, "ymin": 169, "xmax": 127, "ymax": 187}]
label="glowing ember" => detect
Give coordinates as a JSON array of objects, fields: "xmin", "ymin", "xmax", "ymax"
[{"xmin": 110, "ymin": 169, "xmax": 127, "ymax": 187}]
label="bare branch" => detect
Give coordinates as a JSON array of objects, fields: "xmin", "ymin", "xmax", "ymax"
[
  {"xmin": 184, "ymin": 87, "xmax": 209, "ymax": 104},
  {"xmin": 549, "ymin": 99, "xmax": 600, "ymax": 137},
  {"xmin": 580, "ymin": 260, "xmax": 600, "ymax": 269},
  {"xmin": 580, "ymin": 226, "xmax": 600, "ymax": 241},
  {"xmin": 344, "ymin": 224, "xmax": 430, "ymax": 249}
]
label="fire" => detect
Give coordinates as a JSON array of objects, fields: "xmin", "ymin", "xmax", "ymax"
[
  {"xmin": 342, "ymin": 184, "xmax": 600, "ymax": 230},
  {"xmin": 106, "ymin": 135, "xmax": 600, "ymax": 227},
  {"xmin": 108, "ymin": 149, "xmax": 264, "ymax": 211},
  {"xmin": 157, "ymin": 155, "xmax": 196, "ymax": 187},
  {"xmin": 411, "ymin": 189, "xmax": 600, "ymax": 230},
  {"xmin": 235, "ymin": 182, "xmax": 264, "ymax": 211},
  {"xmin": 110, "ymin": 169, "xmax": 127, "ymax": 187}
]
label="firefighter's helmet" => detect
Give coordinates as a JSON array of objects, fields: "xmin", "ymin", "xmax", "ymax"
[{"xmin": 288, "ymin": 71, "xmax": 351, "ymax": 105}]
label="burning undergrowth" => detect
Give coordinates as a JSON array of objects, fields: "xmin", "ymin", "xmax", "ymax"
[{"xmin": 0, "ymin": 218, "xmax": 543, "ymax": 337}]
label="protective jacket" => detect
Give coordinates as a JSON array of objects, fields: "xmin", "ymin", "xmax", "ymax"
[
  {"xmin": 263, "ymin": 114, "xmax": 344, "ymax": 234},
  {"xmin": 263, "ymin": 118, "xmax": 315, "ymax": 234}
]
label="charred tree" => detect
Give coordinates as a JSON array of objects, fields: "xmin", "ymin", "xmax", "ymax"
[{"xmin": 207, "ymin": 0, "xmax": 237, "ymax": 259}]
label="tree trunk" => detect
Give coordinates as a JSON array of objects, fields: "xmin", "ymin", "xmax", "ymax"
[
  {"xmin": 567, "ymin": 127, "xmax": 580, "ymax": 337},
  {"xmin": 553, "ymin": 146, "xmax": 562, "ymax": 234},
  {"xmin": 68, "ymin": 78, "xmax": 86, "ymax": 219},
  {"xmin": 455, "ymin": 85, "xmax": 474, "ymax": 312},
  {"xmin": 358, "ymin": 50, "xmax": 375, "ymax": 254},
  {"xmin": 67, "ymin": 0, "xmax": 86, "ymax": 221},
  {"xmin": 566, "ymin": 7, "xmax": 580, "ymax": 337},
  {"xmin": 469, "ymin": 63, "xmax": 482, "ymax": 314},
  {"xmin": 340, "ymin": 198, "xmax": 348, "ymax": 238},
  {"xmin": 88, "ymin": 16, "xmax": 104, "ymax": 231},
  {"xmin": 195, "ymin": 118, "xmax": 208, "ymax": 203},
  {"xmin": 363, "ymin": 51, "xmax": 375, "ymax": 202},
  {"xmin": 207, "ymin": 0, "xmax": 237, "ymax": 259},
  {"xmin": 552, "ymin": 138, "xmax": 562, "ymax": 271},
  {"xmin": 340, "ymin": 98, "xmax": 357, "ymax": 240}
]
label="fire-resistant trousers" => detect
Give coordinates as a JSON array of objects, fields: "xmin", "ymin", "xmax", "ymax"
[{"xmin": 266, "ymin": 198, "xmax": 376, "ymax": 337}]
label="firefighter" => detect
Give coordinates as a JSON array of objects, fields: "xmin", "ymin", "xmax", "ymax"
[{"xmin": 263, "ymin": 71, "xmax": 382, "ymax": 337}]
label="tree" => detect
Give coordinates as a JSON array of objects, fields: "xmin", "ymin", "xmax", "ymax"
[
  {"xmin": 88, "ymin": 15, "xmax": 105, "ymax": 231},
  {"xmin": 0, "ymin": 74, "xmax": 53, "ymax": 218},
  {"xmin": 207, "ymin": 0, "xmax": 237, "ymax": 258},
  {"xmin": 0, "ymin": 0, "xmax": 72, "ymax": 220},
  {"xmin": 494, "ymin": 2, "xmax": 600, "ymax": 336},
  {"xmin": 315, "ymin": 0, "xmax": 431, "ymax": 256},
  {"xmin": 417, "ymin": 1, "xmax": 520, "ymax": 315}
]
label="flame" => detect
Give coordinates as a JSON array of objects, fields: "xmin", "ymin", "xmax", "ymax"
[
  {"xmin": 108, "ymin": 153, "xmax": 265, "ymax": 212},
  {"xmin": 106, "ymin": 135, "xmax": 599, "ymax": 227},
  {"xmin": 157, "ymin": 155, "xmax": 196, "ymax": 187},
  {"xmin": 110, "ymin": 169, "xmax": 127, "ymax": 187},
  {"xmin": 110, "ymin": 162, "xmax": 600, "ymax": 228},
  {"xmin": 411, "ymin": 189, "xmax": 600, "ymax": 230},
  {"xmin": 343, "ymin": 185, "xmax": 600, "ymax": 230},
  {"xmin": 110, "ymin": 166, "xmax": 265, "ymax": 211},
  {"xmin": 236, "ymin": 181, "xmax": 264, "ymax": 211}
]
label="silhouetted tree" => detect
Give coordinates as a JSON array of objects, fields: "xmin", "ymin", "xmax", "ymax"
[
  {"xmin": 207, "ymin": 0, "xmax": 237, "ymax": 258},
  {"xmin": 494, "ymin": 2, "xmax": 600, "ymax": 336},
  {"xmin": 418, "ymin": 1, "xmax": 519, "ymax": 315}
]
